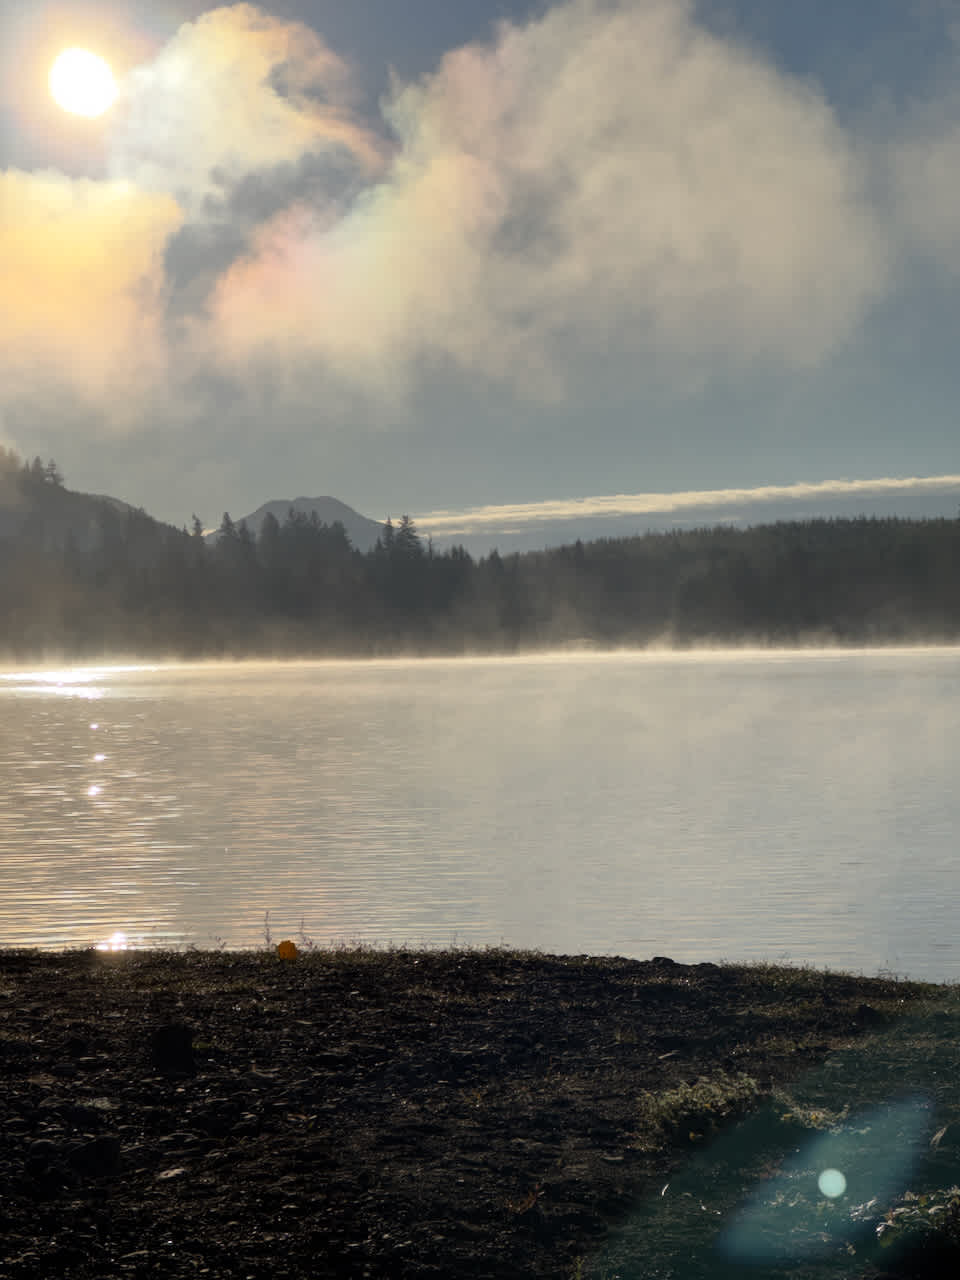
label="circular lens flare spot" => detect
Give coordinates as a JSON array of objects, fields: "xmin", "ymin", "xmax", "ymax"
[
  {"xmin": 50, "ymin": 48, "xmax": 117, "ymax": 117},
  {"xmin": 818, "ymin": 1169, "xmax": 847, "ymax": 1199}
]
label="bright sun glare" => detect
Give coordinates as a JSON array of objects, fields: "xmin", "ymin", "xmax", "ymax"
[{"xmin": 49, "ymin": 48, "xmax": 117, "ymax": 118}]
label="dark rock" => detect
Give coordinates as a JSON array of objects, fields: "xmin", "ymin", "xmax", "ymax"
[
  {"xmin": 855, "ymin": 1003, "xmax": 888, "ymax": 1028},
  {"xmin": 230, "ymin": 1119, "xmax": 260, "ymax": 1138},
  {"xmin": 192, "ymin": 1104, "xmax": 238, "ymax": 1137},
  {"xmin": 63, "ymin": 1103, "xmax": 104, "ymax": 1128},
  {"xmin": 66, "ymin": 1135, "xmax": 121, "ymax": 1176},
  {"xmin": 150, "ymin": 1023, "xmax": 196, "ymax": 1075},
  {"xmin": 158, "ymin": 1130, "xmax": 201, "ymax": 1147},
  {"xmin": 26, "ymin": 1137, "xmax": 61, "ymax": 1165}
]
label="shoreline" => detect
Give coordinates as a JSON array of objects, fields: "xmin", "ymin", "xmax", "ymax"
[
  {"xmin": 2, "ymin": 947, "xmax": 959, "ymax": 1278},
  {"xmin": 4, "ymin": 641, "xmax": 960, "ymax": 672}
]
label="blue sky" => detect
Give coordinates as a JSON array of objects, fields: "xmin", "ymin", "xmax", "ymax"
[{"xmin": 1, "ymin": 0, "xmax": 959, "ymax": 541}]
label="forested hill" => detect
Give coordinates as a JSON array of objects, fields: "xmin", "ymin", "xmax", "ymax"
[
  {"xmin": 1, "ymin": 449, "xmax": 959, "ymax": 658},
  {"xmin": 0, "ymin": 449, "xmax": 164, "ymax": 551}
]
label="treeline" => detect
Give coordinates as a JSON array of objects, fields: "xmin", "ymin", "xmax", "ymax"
[
  {"xmin": 1, "ymin": 453, "xmax": 959, "ymax": 658},
  {"xmin": 0, "ymin": 448, "xmax": 64, "ymax": 495}
]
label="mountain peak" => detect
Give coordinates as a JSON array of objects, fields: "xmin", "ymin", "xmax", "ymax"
[{"xmin": 210, "ymin": 497, "xmax": 384, "ymax": 552}]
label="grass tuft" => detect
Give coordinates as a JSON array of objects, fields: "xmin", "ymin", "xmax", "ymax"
[{"xmin": 636, "ymin": 1073, "xmax": 762, "ymax": 1147}]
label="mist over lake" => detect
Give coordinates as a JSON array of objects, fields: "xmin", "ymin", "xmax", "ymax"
[{"xmin": 1, "ymin": 650, "xmax": 957, "ymax": 980}]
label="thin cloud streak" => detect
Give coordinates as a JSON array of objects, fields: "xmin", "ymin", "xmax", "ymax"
[{"xmin": 418, "ymin": 475, "xmax": 960, "ymax": 534}]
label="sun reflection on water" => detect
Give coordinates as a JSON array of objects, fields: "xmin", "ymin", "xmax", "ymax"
[
  {"xmin": 0, "ymin": 664, "xmax": 158, "ymax": 700},
  {"xmin": 5, "ymin": 682, "xmax": 106, "ymax": 699}
]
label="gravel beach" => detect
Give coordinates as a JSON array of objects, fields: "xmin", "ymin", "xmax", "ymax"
[{"xmin": 0, "ymin": 947, "xmax": 953, "ymax": 1279}]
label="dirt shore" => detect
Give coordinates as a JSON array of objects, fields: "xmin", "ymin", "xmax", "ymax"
[{"xmin": 1, "ymin": 947, "xmax": 958, "ymax": 1279}]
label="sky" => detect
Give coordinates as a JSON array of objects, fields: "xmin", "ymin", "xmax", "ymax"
[{"xmin": 2, "ymin": 0, "xmax": 960, "ymax": 542}]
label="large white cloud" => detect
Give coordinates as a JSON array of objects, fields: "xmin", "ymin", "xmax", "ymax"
[{"xmin": 208, "ymin": 0, "xmax": 891, "ymax": 396}]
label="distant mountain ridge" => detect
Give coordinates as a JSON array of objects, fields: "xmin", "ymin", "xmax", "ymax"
[
  {"xmin": 208, "ymin": 497, "xmax": 384, "ymax": 553},
  {"xmin": 0, "ymin": 456, "xmax": 386, "ymax": 556}
]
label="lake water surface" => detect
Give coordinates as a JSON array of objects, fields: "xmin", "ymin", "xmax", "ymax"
[{"xmin": 1, "ymin": 650, "xmax": 957, "ymax": 979}]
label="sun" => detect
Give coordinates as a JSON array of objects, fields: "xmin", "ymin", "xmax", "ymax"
[{"xmin": 49, "ymin": 48, "xmax": 117, "ymax": 118}]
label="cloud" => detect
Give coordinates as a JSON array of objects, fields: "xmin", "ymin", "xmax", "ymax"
[
  {"xmin": 0, "ymin": 169, "xmax": 181, "ymax": 413},
  {"xmin": 873, "ymin": 15, "xmax": 960, "ymax": 274},
  {"xmin": 0, "ymin": 4, "xmax": 384, "ymax": 427},
  {"xmin": 0, "ymin": 0, "xmax": 925, "ymax": 497},
  {"xmin": 417, "ymin": 475, "xmax": 960, "ymax": 534},
  {"xmin": 109, "ymin": 4, "xmax": 386, "ymax": 214},
  {"xmin": 207, "ymin": 0, "xmax": 890, "ymax": 397},
  {"xmin": 893, "ymin": 120, "xmax": 960, "ymax": 269}
]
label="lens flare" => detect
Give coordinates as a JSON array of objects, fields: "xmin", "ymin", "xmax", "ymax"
[{"xmin": 818, "ymin": 1169, "xmax": 847, "ymax": 1199}]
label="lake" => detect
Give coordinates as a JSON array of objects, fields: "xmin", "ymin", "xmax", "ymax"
[{"xmin": 1, "ymin": 649, "xmax": 957, "ymax": 979}]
